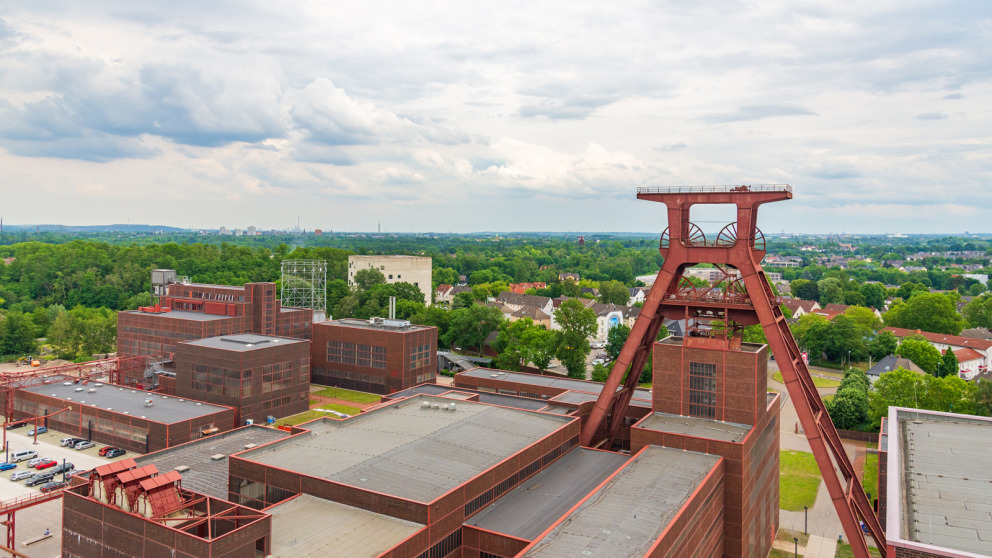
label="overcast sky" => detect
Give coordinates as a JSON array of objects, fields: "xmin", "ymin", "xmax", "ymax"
[{"xmin": 0, "ymin": 1, "xmax": 989, "ymax": 234}]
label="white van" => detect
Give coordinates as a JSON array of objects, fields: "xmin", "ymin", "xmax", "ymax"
[{"xmin": 10, "ymin": 450, "xmax": 37, "ymax": 463}]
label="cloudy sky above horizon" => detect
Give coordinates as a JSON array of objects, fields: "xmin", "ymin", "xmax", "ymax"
[{"xmin": 0, "ymin": 1, "xmax": 990, "ymax": 234}]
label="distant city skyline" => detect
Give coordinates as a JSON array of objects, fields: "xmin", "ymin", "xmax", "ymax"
[{"xmin": 0, "ymin": 2, "xmax": 989, "ymax": 234}]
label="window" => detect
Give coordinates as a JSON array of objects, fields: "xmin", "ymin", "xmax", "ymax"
[
  {"xmin": 409, "ymin": 344, "xmax": 431, "ymax": 370},
  {"xmin": 389, "ymin": 274, "xmax": 393, "ymax": 279},
  {"xmin": 261, "ymin": 361, "xmax": 293, "ymax": 393},
  {"xmin": 327, "ymin": 341, "xmax": 386, "ymax": 369},
  {"xmin": 688, "ymin": 361, "xmax": 717, "ymax": 419}
]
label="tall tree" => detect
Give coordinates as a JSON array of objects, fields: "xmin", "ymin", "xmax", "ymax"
[
  {"xmin": 353, "ymin": 268, "xmax": 386, "ymax": 291},
  {"xmin": 895, "ymin": 337, "xmax": 941, "ymax": 374},
  {"xmin": 859, "ymin": 283, "xmax": 887, "ymax": 310},
  {"xmin": 937, "ymin": 348, "xmax": 960, "ymax": 379},
  {"xmin": 598, "ymin": 280, "xmax": 630, "ymax": 306},
  {"xmin": 962, "ymin": 295, "xmax": 992, "ymax": 329},
  {"xmin": 883, "ymin": 292, "xmax": 965, "ymax": 334},
  {"xmin": 554, "ymin": 299, "xmax": 597, "ymax": 379},
  {"xmin": 445, "ymin": 305, "xmax": 504, "ymax": 356},
  {"xmin": 867, "ymin": 330, "xmax": 898, "ymax": 361},
  {"xmin": 817, "ymin": 277, "xmax": 845, "ymax": 305},
  {"xmin": 790, "ymin": 278, "xmax": 819, "ymax": 301}
]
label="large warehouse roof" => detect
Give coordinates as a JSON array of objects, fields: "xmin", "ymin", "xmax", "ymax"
[
  {"xmin": 522, "ymin": 446, "xmax": 721, "ymax": 558},
  {"xmin": 22, "ymin": 382, "xmax": 231, "ymax": 423},
  {"xmin": 240, "ymin": 394, "xmax": 574, "ymax": 503}
]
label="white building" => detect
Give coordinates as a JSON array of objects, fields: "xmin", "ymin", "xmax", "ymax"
[{"xmin": 348, "ymin": 255, "xmax": 433, "ymax": 304}]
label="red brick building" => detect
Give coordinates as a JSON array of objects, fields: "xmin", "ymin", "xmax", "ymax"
[
  {"xmin": 311, "ymin": 318, "xmax": 437, "ymax": 394},
  {"xmin": 118, "ymin": 280, "xmax": 312, "ymax": 360},
  {"xmin": 173, "ymin": 334, "xmax": 311, "ymax": 425},
  {"xmin": 631, "ymin": 336, "xmax": 780, "ymax": 558}
]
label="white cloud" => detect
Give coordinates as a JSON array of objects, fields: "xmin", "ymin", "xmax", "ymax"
[{"xmin": 0, "ymin": 2, "xmax": 989, "ymax": 232}]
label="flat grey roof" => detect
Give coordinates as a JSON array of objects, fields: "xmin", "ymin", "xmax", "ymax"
[
  {"xmin": 636, "ymin": 411, "xmax": 751, "ymax": 443},
  {"xmin": 184, "ymin": 334, "xmax": 307, "ymax": 352},
  {"xmin": 657, "ymin": 336, "xmax": 765, "ymax": 353},
  {"xmin": 522, "ymin": 446, "xmax": 721, "ymax": 557},
  {"xmin": 22, "ymin": 382, "xmax": 231, "ymax": 424},
  {"xmin": 240, "ymin": 395, "xmax": 573, "ymax": 503},
  {"xmin": 466, "ymin": 448, "xmax": 629, "ymax": 540},
  {"xmin": 122, "ymin": 309, "xmax": 233, "ymax": 322},
  {"xmin": 551, "ymin": 390, "xmax": 651, "ymax": 408},
  {"xmin": 894, "ymin": 410, "xmax": 992, "ymax": 555},
  {"xmin": 134, "ymin": 426, "xmax": 290, "ymax": 498},
  {"xmin": 460, "ymin": 368, "xmax": 652, "ymax": 402},
  {"xmin": 319, "ymin": 318, "xmax": 431, "ymax": 332},
  {"xmin": 384, "ymin": 384, "xmax": 552, "ymax": 412},
  {"xmin": 268, "ymin": 494, "xmax": 423, "ymax": 558}
]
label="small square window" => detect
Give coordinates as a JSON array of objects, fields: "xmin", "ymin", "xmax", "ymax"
[{"xmin": 389, "ymin": 275, "xmax": 393, "ymax": 279}]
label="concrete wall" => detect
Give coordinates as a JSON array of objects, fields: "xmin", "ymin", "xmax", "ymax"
[{"xmin": 348, "ymin": 255, "xmax": 433, "ymax": 305}]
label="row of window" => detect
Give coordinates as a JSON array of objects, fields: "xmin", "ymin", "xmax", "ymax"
[
  {"xmin": 327, "ymin": 341, "xmax": 387, "ymax": 369},
  {"xmin": 688, "ymin": 361, "xmax": 717, "ymax": 419},
  {"xmin": 409, "ymin": 344, "xmax": 432, "ymax": 370}
]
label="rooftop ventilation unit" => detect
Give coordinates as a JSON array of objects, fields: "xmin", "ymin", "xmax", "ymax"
[
  {"xmin": 175, "ymin": 466, "xmax": 191, "ymax": 473},
  {"xmin": 144, "ymin": 399, "xmax": 154, "ymax": 407},
  {"xmin": 421, "ymin": 401, "xmax": 431, "ymax": 410},
  {"xmin": 75, "ymin": 388, "xmax": 84, "ymax": 392},
  {"xmin": 63, "ymin": 382, "xmax": 73, "ymax": 387},
  {"xmin": 88, "ymin": 388, "xmax": 97, "ymax": 393},
  {"xmin": 243, "ymin": 443, "xmax": 257, "ymax": 450},
  {"xmin": 210, "ymin": 454, "xmax": 226, "ymax": 461}
]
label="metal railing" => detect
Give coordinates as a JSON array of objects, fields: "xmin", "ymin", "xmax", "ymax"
[{"xmin": 637, "ymin": 184, "xmax": 792, "ymax": 194}]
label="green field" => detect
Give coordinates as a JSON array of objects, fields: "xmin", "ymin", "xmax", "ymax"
[
  {"xmin": 314, "ymin": 386, "xmax": 381, "ymax": 404},
  {"xmin": 772, "ymin": 371, "xmax": 841, "ymax": 388},
  {"xmin": 273, "ymin": 410, "xmax": 331, "ymax": 426},
  {"xmin": 836, "ymin": 541, "xmax": 882, "ymax": 558},
  {"xmin": 780, "ymin": 450, "xmax": 821, "ymax": 511},
  {"xmin": 862, "ymin": 452, "xmax": 879, "ymax": 501},
  {"xmin": 320, "ymin": 403, "xmax": 361, "ymax": 415}
]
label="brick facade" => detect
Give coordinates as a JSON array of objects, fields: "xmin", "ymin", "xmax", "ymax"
[{"xmin": 311, "ymin": 319, "xmax": 437, "ymax": 394}]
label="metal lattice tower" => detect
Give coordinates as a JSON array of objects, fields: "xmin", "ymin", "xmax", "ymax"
[
  {"xmin": 280, "ymin": 260, "xmax": 327, "ymax": 322},
  {"xmin": 581, "ymin": 185, "xmax": 885, "ymax": 558}
]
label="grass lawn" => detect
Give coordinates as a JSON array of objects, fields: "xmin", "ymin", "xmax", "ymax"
[
  {"xmin": 638, "ymin": 382, "xmax": 652, "ymax": 389},
  {"xmin": 769, "ymin": 550, "xmax": 799, "ymax": 558},
  {"xmin": 273, "ymin": 410, "xmax": 331, "ymax": 427},
  {"xmin": 776, "ymin": 528, "xmax": 809, "ymax": 548},
  {"xmin": 772, "ymin": 371, "xmax": 841, "ymax": 388},
  {"xmin": 780, "ymin": 450, "xmax": 821, "ymax": 511},
  {"xmin": 313, "ymin": 386, "xmax": 381, "ymax": 404},
  {"xmin": 836, "ymin": 541, "xmax": 882, "ymax": 558},
  {"xmin": 862, "ymin": 452, "xmax": 879, "ymax": 501},
  {"xmin": 309, "ymin": 399, "xmax": 318, "ymax": 405},
  {"xmin": 320, "ymin": 403, "xmax": 361, "ymax": 415},
  {"xmin": 822, "ymin": 394, "xmax": 834, "ymax": 404}
]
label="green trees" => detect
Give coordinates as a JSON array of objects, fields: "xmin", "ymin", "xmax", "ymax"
[
  {"xmin": 827, "ymin": 369, "xmax": 870, "ymax": 430},
  {"xmin": 883, "ymin": 292, "xmax": 965, "ymax": 334},
  {"xmin": 44, "ymin": 306, "xmax": 117, "ymax": 360},
  {"xmin": 868, "ymin": 367, "xmax": 975, "ymax": 424},
  {"xmin": 445, "ymin": 304, "xmax": 504, "ymax": 356},
  {"xmin": 353, "ymin": 268, "xmax": 386, "ymax": 291},
  {"xmin": 598, "ymin": 280, "xmax": 630, "ymax": 306},
  {"xmin": 790, "ymin": 278, "xmax": 819, "ymax": 301},
  {"xmin": 867, "ymin": 330, "xmax": 898, "ymax": 361},
  {"xmin": 817, "ymin": 277, "xmax": 845, "ymax": 305},
  {"xmin": 937, "ymin": 348, "xmax": 959, "ymax": 379},
  {"xmin": 962, "ymin": 295, "xmax": 992, "ymax": 329},
  {"xmin": 859, "ymin": 283, "xmax": 887, "ymax": 310},
  {"xmin": 605, "ymin": 324, "xmax": 631, "ymax": 360},
  {"xmin": 554, "ymin": 299, "xmax": 597, "ymax": 379},
  {"xmin": 492, "ymin": 318, "xmax": 561, "ymax": 372},
  {"xmin": 895, "ymin": 337, "xmax": 941, "ymax": 374},
  {"xmin": 0, "ymin": 311, "xmax": 38, "ymax": 356}
]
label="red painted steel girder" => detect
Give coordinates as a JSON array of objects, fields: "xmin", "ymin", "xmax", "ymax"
[{"xmin": 580, "ymin": 185, "xmax": 885, "ymax": 558}]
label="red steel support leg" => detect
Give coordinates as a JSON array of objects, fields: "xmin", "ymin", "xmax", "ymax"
[
  {"xmin": 580, "ymin": 262, "xmax": 680, "ymax": 446},
  {"xmin": 742, "ymin": 264, "xmax": 885, "ymax": 555}
]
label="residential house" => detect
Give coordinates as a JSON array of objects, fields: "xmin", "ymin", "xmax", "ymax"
[
  {"xmin": 492, "ymin": 292, "xmax": 555, "ymax": 317},
  {"xmin": 955, "ymin": 348, "xmax": 986, "ymax": 379},
  {"xmin": 435, "ymin": 284, "xmax": 455, "ymax": 304},
  {"xmin": 627, "ymin": 287, "xmax": 648, "ymax": 306},
  {"xmin": 507, "ymin": 282, "xmax": 547, "ymax": 294},
  {"xmin": 781, "ymin": 298, "xmax": 820, "ymax": 318},
  {"xmin": 589, "ymin": 303, "xmax": 640, "ymax": 342},
  {"xmin": 865, "ymin": 355, "xmax": 926, "ymax": 384},
  {"xmin": 559, "ymin": 273, "xmax": 580, "ymax": 282},
  {"xmin": 822, "ymin": 303, "xmax": 883, "ymax": 319},
  {"xmin": 883, "ymin": 327, "xmax": 992, "ymax": 380},
  {"xmin": 961, "ymin": 328, "xmax": 992, "ymax": 341}
]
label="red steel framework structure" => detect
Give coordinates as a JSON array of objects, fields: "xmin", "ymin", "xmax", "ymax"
[{"xmin": 579, "ymin": 185, "xmax": 885, "ymax": 558}]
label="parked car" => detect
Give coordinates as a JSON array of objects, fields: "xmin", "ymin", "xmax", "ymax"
[
  {"xmin": 98, "ymin": 446, "xmax": 119, "ymax": 456},
  {"xmin": 27, "ymin": 457, "xmax": 48, "ymax": 468},
  {"xmin": 61, "ymin": 437, "xmax": 86, "ymax": 447},
  {"xmin": 39, "ymin": 481, "xmax": 67, "ymax": 493},
  {"xmin": 0, "ymin": 462, "xmax": 16, "ymax": 472},
  {"xmin": 10, "ymin": 450, "xmax": 37, "ymax": 462},
  {"xmin": 25, "ymin": 471, "xmax": 55, "ymax": 486},
  {"xmin": 5, "ymin": 422, "xmax": 26, "ymax": 430},
  {"xmin": 26, "ymin": 426, "xmax": 47, "ymax": 436},
  {"xmin": 10, "ymin": 470, "xmax": 33, "ymax": 481},
  {"xmin": 50, "ymin": 463, "xmax": 73, "ymax": 475},
  {"xmin": 105, "ymin": 448, "xmax": 126, "ymax": 458},
  {"xmin": 73, "ymin": 441, "xmax": 95, "ymax": 450},
  {"xmin": 34, "ymin": 459, "xmax": 58, "ymax": 470}
]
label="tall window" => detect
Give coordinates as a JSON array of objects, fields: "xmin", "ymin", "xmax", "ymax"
[{"xmin": 688, "ymin": 361, "xmax": 717, "ymax": 419}]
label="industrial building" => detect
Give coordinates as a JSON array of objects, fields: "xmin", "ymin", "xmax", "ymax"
[
  {"xmin": 311, "ymin": 318, "xmax": 437, "ymax": 394},
  {"xmin": 879, "ymin": 407, "xmax": 992, "ymax": 558},
  {"xmin": 173, "ymin": 333, "xmax": 311, "ymax": 425},
  {"xmin": 13, "ymin": 381, "xmax": 235, "ymax": 453},
  {"xmin": 117, "ymin": 275, "xmax": 313, "ymax": 361},
  {"xmin": 348, "ymin": 255, "xmax": 433, "ymax": 304}
]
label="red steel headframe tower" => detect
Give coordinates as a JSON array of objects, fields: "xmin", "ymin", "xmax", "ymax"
[{"xmin": 580, "ymin": 185, "xmax": 885, "ymax": 558}]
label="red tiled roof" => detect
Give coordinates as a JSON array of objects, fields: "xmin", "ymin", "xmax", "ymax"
[
  {"xmin": 139, "ymin": 469, "xmax": 183, "ymax": 492},
  {"xmin": 883, "ymin": 327, "xmax": 992, "ymax": 351},
  {"xmin": 94, "ymin": 458, "xmax": 136, "ymax": 477},
  {"xmin": 954, "ymin": 348, "xmax": 985, "ymax": 363},
  {"xmin": 117, "ymin": 464, "xmax": 159, "ymax": 485}
]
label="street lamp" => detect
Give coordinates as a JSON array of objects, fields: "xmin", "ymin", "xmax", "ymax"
[
  {"xmin": 804, "ymin": 505, "xmax": 808, "ymax": 535},
  {"xmin": 794, "ymin": 536, "xmax": 798, "ymax": 557}
]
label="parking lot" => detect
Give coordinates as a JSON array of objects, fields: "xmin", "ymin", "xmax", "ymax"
[{"xmin": 0, "ymin": 427, "xmax": 130, "ymax": 501}]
